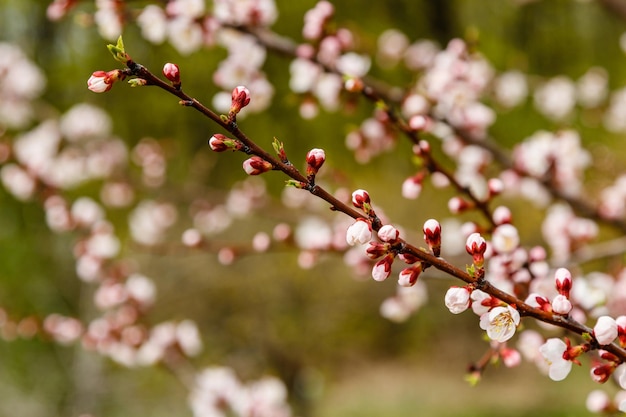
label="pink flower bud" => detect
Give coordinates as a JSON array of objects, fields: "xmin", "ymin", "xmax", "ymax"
[
  {"xmin": 306, "ymin": 148, "xmax": 326, "ymax": 176},
  {"xmin": 230, "ymin": 85, "xmax": 251, "ymax": 115},
  {"xmin": 487, "ymin": 178, "xmax": 504, "ymax": 197},
  {"xmin": 448, "ymin": 196, "xmax": 471, "ymax": 214},
  {"xmin": 398, "ymin": 264, "xmax": 422, "ymax": 287},
  {"xmin": 162, "ymin": 63, "xmax": 181, "ymax": 85},
  {"xmin": 208, "ymin": 134, "xmax": 242, "ymax": 152},
  {"xmin": 88, "ymin": 69, "xmax": 125, "ymax": 93},
  {"xmin": 351, "ymin": 189, "xmax": 370, "ymax": 209},
  {"xmin": 466, "ymin": 233, "xmax": 487, "ymax": 256},
  {"xmin": 554, "ymin": 267, "xmax": 572, "ymax": 298},
  {"xmin": 444, "ymin": 286, "xmax": 471, "ymax": 314},
  {"xmin": 466, "ymin": 232, "xmax": 487, "ymax": 269},
  {"xmin": 345, "ymin": 218, "xmax": 372, "ymax": 246},
  {"xmin": 366, "ymin": 242, "xmax": 389, "ymax": 259},
  {"xmin": 551, "ymin": 294, "xmax": 572, "ymax": 315},
  {"xmin": 377, "ymin": 224, "xmax": 399, "ymax": 243},
  {"xmin": 594, "ymin": 316, "xmax": 618, "ymax": 345},
  {"xmin": 590, "ymin": 364, "xmax": 615, "ymax": 384},
  {"xmin": 423, "ymin": 218, "xmax": 441, "ymax": 256},
  {"xmin": 242, "ymin": 156, "xmax": 273, "ymax": 175},
  {"xmin": 372, "ymin": 254, "xmax": 394, "ymax": 281},
  {"xmin": 501, "ymin": 347, "xmax": 521, "ymax": 368},
  {"xmin": 401, "ymin": 173, "xmax": 424, "ymax": 200},
  {"xmin": 408, "ymin": 114, "xmax": 432, "ymax": 131},
  {"xmin": 398, "ymin": 251, "xmax": 419, "ymax": 264},
  {"xmin": 492, "ymin": 205, "xmax": 512, "ymax": 225}
]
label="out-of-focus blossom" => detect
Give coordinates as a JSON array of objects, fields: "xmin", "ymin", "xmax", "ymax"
[
  {"xmin": 493, "ymin": 70, "xmax": 528, "ymax": 108},
  {"xmin": 137, "ymin": 5, "xmax": 168, "ymax": 44},
  {"xmin": 577, "ymin": 67, "xmax": 608, "ymax": 108},
  {"xmin": 534, "ymin": 76, "xmax": 576, "ymax": 121}
]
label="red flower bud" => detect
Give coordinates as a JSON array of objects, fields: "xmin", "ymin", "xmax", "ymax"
[
  {"xmin": 162, "ymin": 63, "xmax": 181, "ymax": 86},
  {"xmin": 242, "ymin": 156, "xmax": 273, "ymax": 175},
  {"xmin": 306, "ymin": 148, "xmax": 326, "ymax": 176},
  {"xmin": 230, "ymin": 85, "xmax": 251, "ymax": 116}
]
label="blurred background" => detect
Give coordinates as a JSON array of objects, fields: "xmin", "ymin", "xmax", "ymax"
[{"xmin": 1, "ymin": 0, "xmax": 626, "ymax": 416}]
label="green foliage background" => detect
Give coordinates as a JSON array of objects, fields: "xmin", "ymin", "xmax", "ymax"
[{"xmin": 0, "ymin": 0, "xmax": 625, "ymax": 416}]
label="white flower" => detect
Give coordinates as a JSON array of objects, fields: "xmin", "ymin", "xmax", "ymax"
[
  {"xmin": 539, "ymin": 338, "xmax": 572, "ymax": 381},
  {"xmin": 470, "ymin": 289, "xmax": 491, "ymax": 315},
  {"xmin": 479, "ymin": 305, "xmax": 520, "ymax": 342},
  {"xmin": 491, "ymin": 224, "xmax": 519, "ymax": 254},
  {"xmin": 444, "ymin": 286, "xmax": 470, "ymax": 314},
  {"xmin": 345, "ymin": 219, "xmax": 372, "ymax": 246},
  {"xmin": 594, "ymin": 316, "xmax": 618, "ymax": 345}
]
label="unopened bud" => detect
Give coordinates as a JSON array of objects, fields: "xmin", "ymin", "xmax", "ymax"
[
  {"xmin": 423, "ymin": 218, "xmax": 441, "ymax": 257},
  {"xmin": 377, "ymin": 224, "xmax": 399, "ymax": 243},
  {"xmin": 87, "ymin": 69, "xmax": 126, "ymax": 93},
  {"xmin": 230, "ymin": 85, "xmax": 251, "ymax": 116},
  {"xmin": 162, "ymin": 62, "xmax": 181, "ymax": 87},
  {"xmin": 208, "ymin": 134, "xmax": 243, "ymax": 152},
  {"xmin": 242, "ymin": 156, "xmax": 273, "ymax": 175},
  {"xmin": 306, "ymin": 148, "xmax": 326, "ymax": 177}
]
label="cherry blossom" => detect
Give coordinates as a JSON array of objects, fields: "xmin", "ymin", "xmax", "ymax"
[
  {"xmin": 539, "ymin": 338, "xmax": 572, "ymax": 381},
  {"xmin": 479, "ymin": 305, "xmax": 520, "ymax": 343}
]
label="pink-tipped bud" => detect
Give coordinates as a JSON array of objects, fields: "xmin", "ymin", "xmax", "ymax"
[
  {"xmin": 487, "ymin": 178, "xmax": 504, "ymax": 197},
  {"xmin": 408, "ymin": 115, "xmax": 433, "ymax": 132},
  {"xmin": 372, "ymin": 253, "xmax": 394, "ymax": 281},
  {"xmin": 377, "ymin": 224, "xmax": 399, "ymax": 243},
  {"xmin": 346, "ymin": 218, "xmax": 372, "ymax": 246},
  {"xmin": 423, "ymin": 218, "xmax": 441, "ymax": 257},
  {"xmin": 401, "ymin": 173, "xmax": 424, "ymax": 200},
  {"xmin": 398, "ymin": 252, "xmax": 420, "ymax": 264},
  {"xmin": 87, "ymin": 69, "xmax": 125, "ymax": 93},
  {"xmin": 230, "ymin": 85, "xmax": 251, "ymax": 115},
  {"xmin": 306, "ymin": 148, "xmax": 326, "ymax": 176},
  {"xmin": 492, "ymin": 206, "xmax": 512, "ymax": 225},
  {"xmin": 554, "ymin": 267, "xmax": 572, "ymax": 298},
  {"xmin": 208, "ymin": 134, "xmax": 242, "ymax": 152},
  {"xmin": 590, "ymin": 364, "xmax": 615, "ymax": 384},
  {"xmin": 551, "ymin": 294, "xmax": 572, "ymax": 315},
  {"xmin": 366, "ymin": 242, "xmax": 389, "ymax": 259},
  {"xmin": 398, "ymin": 264, "xmax": 422, "ymax": 287},
  {"xmin": 594, "ymin": 316, "xmax": 618, "ymax": 346},
  {"xmin": 448, "ymin": 196, "xmax": 472, "ymax": 214},
  {"xmin": 466, "ymin": 232, "xmax": 487, "ymax": 267},
  {"xmin": 351, "ymin": 189, "xmax": 370, "ymax": 209},
  {"xmin": 162, "ymin": 63, "xmax": 181, "ymax": 86},
  {"xmin": 465, "ymin": 232, "xmax": 487, "ymax": 256},
  {"xmin": 242, "ymin": 156, "xmax": 273, "ymax": 175},
  {"xmin": 444, "ymin": 286, "xmax": 471, "ymax": 314}
]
